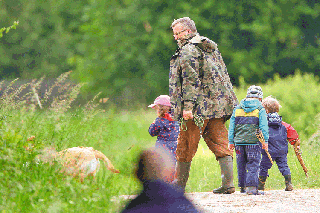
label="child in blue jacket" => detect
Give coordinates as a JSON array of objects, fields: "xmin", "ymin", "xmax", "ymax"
[
  {"xmin": 228, "ymin": 85, "xmax": 269, "ymax": 195},
  {"xmin": 148, "ymin": 95, "xmax": 179, "ymax": 182},
  {"xmin": 258, "ymin": 96, "xmax": 300, "ymax": 191}
]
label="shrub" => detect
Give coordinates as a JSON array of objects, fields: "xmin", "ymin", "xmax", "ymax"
[{"xmin": 234, "ymin": 71, "xmax": 320, "ymax": 140}]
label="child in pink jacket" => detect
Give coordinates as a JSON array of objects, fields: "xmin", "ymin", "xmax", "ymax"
[{"xmin": 148, "ymin": 95, "xmax": 179, "ymax": 182}]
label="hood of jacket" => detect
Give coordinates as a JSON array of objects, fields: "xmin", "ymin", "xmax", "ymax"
[
  {"xmin": 267, "ymin": 112, "xmax": 282, "ymax": 127},
  {"xmin": 189, "ymin": 34, "xmax": 217, "ymax": 52},
  {"xmin": 239, "ymin": 98, "xmax": 262, "ymax": 113},
  {"xmin": 178, "ymin": 33, "xmax": 218, "ymax": 51}
]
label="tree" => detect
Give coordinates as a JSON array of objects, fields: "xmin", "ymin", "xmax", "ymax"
[
  {"xmin": 1, "ymin": 0, "xmax": 319, "ymax": 106},
  {"xmin": 0, "ymin": 0, "xmax": 88, "ymax": 79},
  {"xmin": 0, "ymin": 21, "xmax": 19, "ymax": 38}
]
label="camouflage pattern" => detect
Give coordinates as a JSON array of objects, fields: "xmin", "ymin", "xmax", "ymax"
[{"xmin": 169, "ymin": 34, "xmax": 239, "ymax": 121}]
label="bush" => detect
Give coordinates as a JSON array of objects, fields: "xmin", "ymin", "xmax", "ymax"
[{"xmin": 234, "ymin": 71, "xmax": 320, "ymax": 140}]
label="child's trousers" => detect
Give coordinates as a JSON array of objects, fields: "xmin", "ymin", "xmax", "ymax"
[
  {"xmin": 259, "ymin": 154, "xmax": 291, "ymax": 177},
  {"xmin": 235, "ymin": 145, "xmax": 261, "ymax": 188}
]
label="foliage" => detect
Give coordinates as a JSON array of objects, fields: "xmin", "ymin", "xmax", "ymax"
[
  {"xmin": 0, "ymin": 106, "xmax": 152, "ymax": 212},
  {"xmin": 0, "ymin": 21, "xmax": 19, "ymax": 38},
  {"xmin": 0, "ymin": 106, "xmax": 319, "ymax": 212},
  {"xmin": 69, "ymin": 0, "xmax": 320, "ymax": 104},
  {"xmin": 0, "ymin": 73, "xmax": 320, "ymax": 212},
  {"xmin": 0, "ymin": 0, "xmax": 88, "ymax": 79},
  {"xmin": 1, "ymin": 0, "xmax": 320, "ymax": 106},
  {"xmin": 234, "ymin": 71, "xmax": 320, "ymax": 140},
  {"xmin": 0, "ymin": 72, "xmax": 83, "ymax": 113}
]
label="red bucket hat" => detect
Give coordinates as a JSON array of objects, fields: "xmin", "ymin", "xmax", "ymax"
[{"xmin": 148, "ymin": 95, "xmax": 171, "ymax": 109}]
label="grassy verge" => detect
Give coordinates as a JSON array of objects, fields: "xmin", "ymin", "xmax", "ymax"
[
  {"xmin": 187, "ymin": 139, "xmax": 319, "ymax": 192},
  {"xmin": 0, "ymin": 106, "xmax": 319, "ymax": 213},
  {"xmin": 0, "ymin": 108, "xmax": 155, "ymax": 213},
  {"xmin": 1, "ymin": 72, "xmax": 320, "ymax": 212}
]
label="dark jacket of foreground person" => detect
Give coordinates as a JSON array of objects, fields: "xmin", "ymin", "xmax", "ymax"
[
  {"xmin": 122, "ymin": 180, "xmax": 199, "ymax": 213},
  {"xmin": 121, "ymin": 147, "xmax": 199, "ymax": 213}
]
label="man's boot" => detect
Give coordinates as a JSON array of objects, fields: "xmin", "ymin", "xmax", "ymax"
[
  {"xmin": 284, "ymin": 175, "xmax": 293, "ymax": 191},
  {"xmin": 240, "ymin": 187, "xmax": 246, "ymax": 193},
  {"xmin": 258, "ymin": 176, "xmax": 267, "ymax": 190},
  {"xmin": 213, "ymin": 156, "xmax": 235, "ymax": 194},
  {"xmin": 172, "ymin": 161, "xmax": 191, "ymax": 193}
]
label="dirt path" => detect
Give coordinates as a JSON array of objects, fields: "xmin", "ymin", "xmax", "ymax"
[
  {"xmin": 117, "ymin": 189, "xmax": 320, "ymax": 212},
  {"xmin": 185, "ymin": 189, "xmax": 320, "ymax": 212}
]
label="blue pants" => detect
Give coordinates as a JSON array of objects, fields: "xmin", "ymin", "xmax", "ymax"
[
  {"xmin": 235, "ymin": 145, "xmax": 261, "ymax": 188},
  {"xmin": 259, "ymin": 154, "xmax": 291, "ymax": 177}
]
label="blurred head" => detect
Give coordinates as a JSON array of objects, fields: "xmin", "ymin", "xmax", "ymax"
[
  {"xmin": 262, "ymin": 96, "xmax": 282, "ymax": 113},
  {"xmin": 246, "ymin": 85, "xmax": 263, "ymax": 100},
  {"xmin": 136, "ymin": 147, "xmax": 175, "ymax": 183},
  {"xmin": 171, "ymin": 17, "xmax": 197, "ymax": 41}
]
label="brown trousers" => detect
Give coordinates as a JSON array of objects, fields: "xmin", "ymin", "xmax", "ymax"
[{"xmin": 176, "ymin": 117, "xmax": 233, "ymax": 162}]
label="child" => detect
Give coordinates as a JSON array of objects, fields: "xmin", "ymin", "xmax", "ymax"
[
  {"xmin": 228, "ymin": 85, "xmax": 269, "ymax": 195},
  {"xmin": 148, "ymin": 95, "xmax": 179, "ymax": 182},
  {"xmin": 258, "ymin": 96, "xmax": 300, "ymax": 191}
]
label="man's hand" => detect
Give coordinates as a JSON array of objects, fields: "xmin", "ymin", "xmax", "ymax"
[
  {"xmin": 183, "ymin": 110, "xmax": 193, "ymax": 120},
  {"xmin": 228, "ymin": 144, "xmax": 235, "ymax": 151},
  {"xmin": 262, "ymin": 143, "xmax": 268, "ymax": 151}
]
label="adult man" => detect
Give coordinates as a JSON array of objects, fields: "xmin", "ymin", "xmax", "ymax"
[{"xmin": 169, "ymin": 17, "xmax": 239, "ymax": 194}]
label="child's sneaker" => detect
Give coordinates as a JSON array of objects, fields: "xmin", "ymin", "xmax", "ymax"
[
  {"xmin": 246, "ymin": 186, "xmax": 264, "ymax": 195},
  {"xmin": 284, "ymin": 175, "xmax": 293, "ymax": 191},
  {"xmin": 258, "ymin": 176, "xmax": 267, "ymax": 190}
]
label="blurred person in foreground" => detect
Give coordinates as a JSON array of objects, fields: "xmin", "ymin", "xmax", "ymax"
[
  {"xmin": 169, "ymin": 17, "xmax": 239, "ymax": 194},
  {"xmin": 122, "ymin": 147, "xmax": 199, "ymax": 213}
]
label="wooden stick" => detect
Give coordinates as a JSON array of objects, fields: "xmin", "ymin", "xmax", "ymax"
[
  {"xmin": 293, "ymin": 141, "xmax": 308, "ymax": 177},
  {"xmin": 256, "ymin": 129, "xmax": 273, "ymax": 165}
]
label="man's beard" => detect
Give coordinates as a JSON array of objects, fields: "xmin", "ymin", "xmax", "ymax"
[
  {"xmin": 176, "ymin": 33, "xmax": 195, "ymax": 48},
  {"xmin": 177, "ymin": 39, "xmax": 184, "ymax": 48}
]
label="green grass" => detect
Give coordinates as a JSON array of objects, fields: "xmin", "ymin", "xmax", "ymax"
[
  {"xmin": 1, "ymin": 108, "xmax": 319, "ymax": 213},
  {"xmin": 0, "ymin": 108, "xmax": 155, "ymax": 213},
  {"xmin": 1, "ymin": 72, "xmax": 320, "ymax": 212},
  {"xmin": 187, "ymin": 139, "xmax": 319, "ymax": 192}
]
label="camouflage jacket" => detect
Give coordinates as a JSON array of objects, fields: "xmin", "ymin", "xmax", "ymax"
[{"xmin": 169, "ymin": 34, "xmax": 239, "ymax": 121}]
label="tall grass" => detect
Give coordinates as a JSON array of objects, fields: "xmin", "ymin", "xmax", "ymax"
[
  {"xmin": 0, "ymin": 103, "xmax": 155, "ymax": 212},
  {"xmin": 0, "ymin": 72, "xmax": 320, "ymax": 212}
]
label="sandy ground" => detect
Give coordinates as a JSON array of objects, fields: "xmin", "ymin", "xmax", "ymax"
[
  {"xmin": 185, "ymin": 189, "xmax": 320, "ymax": 212},
  {"xmin": 116, "ymin": 189, "xmax": 320, "ymax": 213}
]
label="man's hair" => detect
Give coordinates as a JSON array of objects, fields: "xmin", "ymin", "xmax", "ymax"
[
  {"xmin": 262, "ymin": 96, "xmax": 282, "ymax": 113},
  {"xmin": 171, "ymin": 17, "xmax": 197, "ymax": 33}
]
